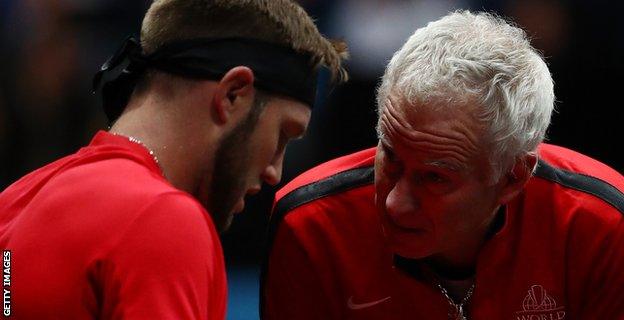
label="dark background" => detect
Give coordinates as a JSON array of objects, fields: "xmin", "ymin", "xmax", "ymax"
[{"xmin": 1, "ymin": 1, "xmax": 622, "ymax": 318}]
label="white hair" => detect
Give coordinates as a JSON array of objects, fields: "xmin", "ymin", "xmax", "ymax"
[{"xmin": 377, "ymin": 10, "xmax": 555, "ymax": 182}]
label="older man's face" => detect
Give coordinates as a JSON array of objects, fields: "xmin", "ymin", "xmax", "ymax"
[{"xmin": 374, "ymin": 94, "xmax": 505, "ymax": 262}]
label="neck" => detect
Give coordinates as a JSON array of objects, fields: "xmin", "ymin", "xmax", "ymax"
[
  {"xmin": 393, "ymin": 255, "xmax": 475, "ymax": 304},
  {"xmin": 109, "ymin": 101, "xmax": 219, "ymax": 195},
  {"xmin": 437, "ymin": 276, "xmax": 475, "ymax": 305},
  {"xmin": 424, "ymin": 255, "xmax": 476, "ymax": 281}
]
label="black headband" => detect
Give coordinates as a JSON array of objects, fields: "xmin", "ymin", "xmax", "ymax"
[{"xmin": 93, "ymin": 37, "xmax": 319, "ymax": 122}]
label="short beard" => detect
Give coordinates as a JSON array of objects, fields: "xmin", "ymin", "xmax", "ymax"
[{"xmin": 207, "ymin": 96, "xmax": 266, "ymax": 232}]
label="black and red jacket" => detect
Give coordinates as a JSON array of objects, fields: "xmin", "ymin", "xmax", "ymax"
[{"xmin": 263, "ymin": 144, "xmax": 624, "ymax": 320}]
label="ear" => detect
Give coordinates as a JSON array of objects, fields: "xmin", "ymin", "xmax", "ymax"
[
  {"xmin": 211, "ymin": 66, "xmax": 255, "ymax": 125},
  {"xmin": 496, "ymin": 153, "xmax": 538, "ymax": 205}
]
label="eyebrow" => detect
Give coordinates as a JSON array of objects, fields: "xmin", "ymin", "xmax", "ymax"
[{"xmin": 423, "ymin": 160, "xmax": 466, "ymax": 172}]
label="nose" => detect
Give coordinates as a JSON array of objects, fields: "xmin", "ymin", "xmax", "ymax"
[
  {"xmin": 261, "ymin": 154, "xmax": 284, "ymax": 186},
  {"xmin": 385, "ymin": 176, "xmax": 417, "ymax": 221}
]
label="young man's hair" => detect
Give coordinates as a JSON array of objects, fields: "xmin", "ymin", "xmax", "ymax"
[{"xmin": 141, "ymin": 0, "xmax": 348, "ymax": 82}]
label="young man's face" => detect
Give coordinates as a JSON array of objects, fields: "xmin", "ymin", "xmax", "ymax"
[
  {"xmin": 207, "ymin": 96, "xmax": 310, "ymax": 232},
  {"xmin": 374, "ymin": 94, "xmax": 503, "ymax": 260}
]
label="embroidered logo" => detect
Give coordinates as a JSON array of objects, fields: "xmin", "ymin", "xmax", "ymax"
[{"xmin": 515, "ymin": 285, "xmax": 565, "ymax": 320}]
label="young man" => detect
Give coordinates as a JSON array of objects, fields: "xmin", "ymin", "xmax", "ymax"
[
  {"xmin": 0, "ymin": 0, "xmax": 347, "ymax": 319},
  {"xmin": 263, "ymin": 11, "xmax": 624, "ymax": 320}
]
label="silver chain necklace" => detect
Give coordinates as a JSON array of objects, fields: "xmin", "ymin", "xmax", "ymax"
[
  {"xmin": 113, "ymin": 133, "xmax": 163, "ymax": 174},
  {"xmin": 436, "ymin": 282, "xmax": 475, "ymax": 320}
]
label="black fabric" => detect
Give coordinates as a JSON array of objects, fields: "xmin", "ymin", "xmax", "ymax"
[
  {"xmin": 260, "ymin": 165, "xmax": 374, "ymax": 319},
  {"xmin": 93, "ymin": 37, "xmax": 319, "ymax": 122},
  {"xmin": 534, "ymin": 159, "xmax": 624, "ymax": 213}
]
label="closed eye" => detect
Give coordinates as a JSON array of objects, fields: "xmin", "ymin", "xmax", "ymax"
[{"xmin": 423, "ymin": 171, "xmax": 448, "ymax": 183}]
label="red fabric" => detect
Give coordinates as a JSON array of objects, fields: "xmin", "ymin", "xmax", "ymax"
[
  {"xmin": 264, "ymin": 144, "xmax": 624, "ymax": 320},
  {"xmin": 0, "ymin": 131, "xmax": 227, "ymax": 319}
]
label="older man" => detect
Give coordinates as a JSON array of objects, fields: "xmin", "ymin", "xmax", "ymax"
[
  {"xmin": 0, "ymin": 0, "xmax": 347, "ymax": 319},
  {"xmin": 262, "ymin": 11, "xmax": 623, "ymax": 320}
]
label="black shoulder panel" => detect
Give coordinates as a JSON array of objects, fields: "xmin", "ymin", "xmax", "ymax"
[
  {"xmin": 534, "ymin": 159, "xmax": 624, "ymax": 213},
  {"xmin": 272, "ymin": 166, "xmax": 375, "ymax": 223},
  {"xmin": 267, "ymin": 165, "xmax": 375, "ymax": 252}
]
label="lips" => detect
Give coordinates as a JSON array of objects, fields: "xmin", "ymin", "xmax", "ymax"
[
  {"xmin": 379, "ymin": 210, "xmax": 433, "ymax": 258},
  {"xmin": 383, "ymin": 212, "xmax": 427, "ymax": 233}
]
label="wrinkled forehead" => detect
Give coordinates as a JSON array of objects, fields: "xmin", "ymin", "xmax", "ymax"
[
  {"xmin": 378, "ymin": 93, "xmax": 482, "ymax": 135},
  {"xmin": 379, "ymin": 93, "xmax": 488, "ymax": 161}
]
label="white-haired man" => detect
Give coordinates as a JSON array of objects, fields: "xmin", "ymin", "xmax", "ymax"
[{"xmin": 262, "ymin": 11, "xmax": 624, "ymax": 320}]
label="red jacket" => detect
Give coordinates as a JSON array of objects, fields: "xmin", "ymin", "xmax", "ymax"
[
  {"xmin": 0, "ymin": 131, "xmax": 227, "ymax": 319},
  {"xmin": 263, "ymin": 144, "xmax": 624, "ymax": 320}
]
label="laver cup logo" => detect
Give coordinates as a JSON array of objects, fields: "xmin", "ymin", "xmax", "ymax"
[
  {"xmin": 2, "ymin": 250, "xmax": 10, "ymax": 317},
  {"xmin": 515, "ymin": 285, "xmax": 565, "ymax": 320}
]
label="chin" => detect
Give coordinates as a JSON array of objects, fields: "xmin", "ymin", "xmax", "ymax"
[
  {"xmin": 214, "ymin": 213, "xmax": 234, "ymax": 234},
  {"xmin": 204, "ymin": 193, "xmax": 242, "ymax": 233}
]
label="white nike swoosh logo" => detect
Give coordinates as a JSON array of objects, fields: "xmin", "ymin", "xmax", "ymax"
[{"xmin": 347, "ymin": 296, "xmax": 391, "ymax": 310}]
